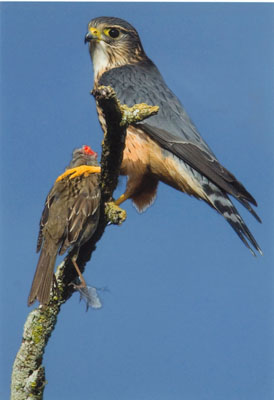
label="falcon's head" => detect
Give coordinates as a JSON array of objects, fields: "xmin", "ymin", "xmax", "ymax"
[{"xmin": 85, "ymin": 17, "xmax": 146, "ymax": 79}]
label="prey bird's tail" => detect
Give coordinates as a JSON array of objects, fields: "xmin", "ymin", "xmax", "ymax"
[{"xmin": 28, "ymin": 242, "xmax": 58, "ymax": 306}]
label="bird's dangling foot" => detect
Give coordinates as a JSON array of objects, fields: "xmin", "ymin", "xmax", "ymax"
[
  {"xmin": 69, "ymin": 256, "xmax": 103, "ymax": 310},
  {"xmin": 70, "ymin": 256, "xmax": 87, "ymax": 289}
]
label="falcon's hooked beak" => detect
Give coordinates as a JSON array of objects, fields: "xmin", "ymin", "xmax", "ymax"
[{"xmin": 85, "ymin": 28, "xmax": 101, "ymax": 44}]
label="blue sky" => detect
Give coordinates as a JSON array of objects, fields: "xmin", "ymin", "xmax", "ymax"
[{"xmin": 1, "ymin": 2, "xmax": 274, "ymax": 399}]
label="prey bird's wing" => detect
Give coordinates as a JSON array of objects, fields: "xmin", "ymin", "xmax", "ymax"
[
  {"xmin": 36, "ymin": 185, "xmax": 60, "ymax": 252},
  {"xmin": 59, "ymin": 175, "xmax": 101, "ymax": 255}
]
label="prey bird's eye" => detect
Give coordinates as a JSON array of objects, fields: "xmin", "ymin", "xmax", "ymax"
[{"xmin": 104, "ymin": 28, "xmax": 120, "ymax": 39}]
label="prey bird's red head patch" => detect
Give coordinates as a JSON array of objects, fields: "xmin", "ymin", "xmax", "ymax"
[{"xmin": 82, "ymin": 145, "xmax": 97, "ymax": 158}]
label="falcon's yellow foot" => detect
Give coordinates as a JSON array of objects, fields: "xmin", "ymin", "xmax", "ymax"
[
  {"xmin": 56, "ymin": 165, "xmax": 101, "ymax": 182},
  {"xmin": 114, "ymin": 193, "xmax": 129, "ymax": 206}
]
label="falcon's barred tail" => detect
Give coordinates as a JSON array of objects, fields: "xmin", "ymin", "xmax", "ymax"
[
  {"xmin": 202, "ymin": 182, "xmax": 262, "ymax": 256},
  {"xmin": 28, "ymin": 243, "xmax": 58, "ymax": 306}
]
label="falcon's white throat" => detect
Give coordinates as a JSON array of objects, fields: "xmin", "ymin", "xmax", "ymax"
[{"xmin": 90, "ymin": 41, "xmax": 110, "ymax": 79}]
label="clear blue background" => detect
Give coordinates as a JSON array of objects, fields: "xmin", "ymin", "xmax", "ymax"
[{"xmin": 1, "ymin": 2, "xmax": 274, "ymax": 399}]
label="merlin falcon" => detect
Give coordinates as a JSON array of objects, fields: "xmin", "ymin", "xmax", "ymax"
[{"xmin": 85, "ymin": 16, "xmax": 262, "ymax": 255}]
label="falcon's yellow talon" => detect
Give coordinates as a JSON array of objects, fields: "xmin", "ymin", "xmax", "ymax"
[
  {"xmin": 56, "ymin": 166, "xmax": 101, "ymax": 183},
  {"xmin": 56, "ymin": 169, "xmax": 74, "ymax": 182}
]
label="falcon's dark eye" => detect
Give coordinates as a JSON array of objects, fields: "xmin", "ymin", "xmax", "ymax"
[{"xmin": 107, "ymin": 28, "xmax": 120, "ymax": 38}]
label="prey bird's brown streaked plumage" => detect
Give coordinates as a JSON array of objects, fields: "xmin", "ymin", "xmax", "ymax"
[
  {"xmin": 28, "ymin": 145, "xmax": 101, "ymax": 306},
  {"xmin": 85, "ymin": 16, "xmax": 262, "ymax": 255}
]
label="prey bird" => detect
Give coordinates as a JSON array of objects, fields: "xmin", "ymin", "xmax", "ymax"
[
  {"xmin": 28, "ymin": 145, "xmax": 101, "ymax": 306},
  {"xmin": 85, "ymin": 16, "xmax": 262, "ymax": 255}
]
